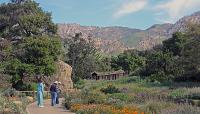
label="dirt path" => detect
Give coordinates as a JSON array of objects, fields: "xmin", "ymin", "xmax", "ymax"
[{"xmin": 27, "ymin": 99, "xmax": 75, "ymax": 114}]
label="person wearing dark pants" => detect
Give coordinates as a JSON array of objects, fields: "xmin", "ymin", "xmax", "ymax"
[{"xmin": 50, "ymin": 82, "xmax": 57, "ymax": 106}]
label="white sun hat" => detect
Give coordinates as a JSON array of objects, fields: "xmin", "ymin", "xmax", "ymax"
[{"xmin": 54, "ymin": 81, "xmax": 59, "ymax": 84}]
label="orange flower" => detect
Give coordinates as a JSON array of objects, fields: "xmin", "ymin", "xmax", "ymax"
[{"xmin": 69, "ymin": 103, "xmax": 154, "ymax": 114}]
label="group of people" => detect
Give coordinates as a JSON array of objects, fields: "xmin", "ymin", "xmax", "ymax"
[
  {"xmin": 50, "ymin": 81, "xmax": 62, "ymax": 106},
  {"xmin": 37, "ymin": 79, "xmax": 62, "ymax": 107}
]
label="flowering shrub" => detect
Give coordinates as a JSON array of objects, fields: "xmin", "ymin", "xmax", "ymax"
[
  {"xmin": 63, "ymin": 78, "xmax": 200, "ymax": 114},
  {"xmin": 70, "ymin": 103, "xmax": 147, "ymax": 114}
]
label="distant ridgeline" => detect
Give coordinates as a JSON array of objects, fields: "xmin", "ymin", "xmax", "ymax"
[{"xmin": 57, "ymin": 11, "xmax": 200, "ymax": 55}]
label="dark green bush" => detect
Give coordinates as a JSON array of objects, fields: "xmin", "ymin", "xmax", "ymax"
[
  {"xmin": 126, "ymin": 76, "xmax": 141, "ymax": 83},
  {"xmin": 147, "ymin": 71, "xmax": 173, "ymax": 83},
  {"xmin": 188, "ymin": 93, "xmax": 200, "ymax": 99},
  {"xmin": 100, "ymin": 85, "xmax": 120, "ymax": 94}
]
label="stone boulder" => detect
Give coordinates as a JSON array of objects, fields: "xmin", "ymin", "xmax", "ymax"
[
  {"xmin": 44, "ymin": 60, "xmax": 73, "ymax": 92},
  {"xmin": 55, "ymin": 60, "xmax": 73, "ymax": 91}
]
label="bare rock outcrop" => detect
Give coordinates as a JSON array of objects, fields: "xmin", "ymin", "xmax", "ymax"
[
  {"xmin": 44, "ymin": 60, "xmax": 73, "ymax": 92},
  {"xmin": 54, "ymin": 60, "xmax": 73, "ymax": 91}
]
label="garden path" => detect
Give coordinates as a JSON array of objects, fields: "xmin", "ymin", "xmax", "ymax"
[{"xmin": 27, "ymin": 99, "xmax": 75, "ymax": 114}]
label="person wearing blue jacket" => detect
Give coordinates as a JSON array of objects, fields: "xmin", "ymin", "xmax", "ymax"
[{"xmin": 37, "ymin": 79, "xmax": 44, "ymax": 108}]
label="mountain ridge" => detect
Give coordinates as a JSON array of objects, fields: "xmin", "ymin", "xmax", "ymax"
[{"xmin": 57, "ymin": 11, "xmax": 200, "ymax": 54}]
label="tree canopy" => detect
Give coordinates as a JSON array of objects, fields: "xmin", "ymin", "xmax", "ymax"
[
  {"xmin": 111, "ymin": 50, "xmax": 145, "ymax": 74},
  {"xmin": 0, "ymin": 0, "xmax": 62, "ymax": 90},
  {"xmin": 64, "ymin": 33, "xmax": 97, "ymax": 82}
]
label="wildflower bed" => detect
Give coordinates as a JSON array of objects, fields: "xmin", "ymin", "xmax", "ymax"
[
  {"xmin": 71, "ymin": 104, "xmax": 143, "ymax": 114},
  {"xmin": 63, "ymin": 76, "xmax": 200, "ymax": 114}
]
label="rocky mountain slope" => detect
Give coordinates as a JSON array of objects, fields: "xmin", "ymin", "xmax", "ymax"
[
  {"xmin": 169, "ymin": 11, "xmax": 200, "ymax": 35},
  {"xmin": 57, "ymin": 11, "xmax": 200, "ymax": 54}
]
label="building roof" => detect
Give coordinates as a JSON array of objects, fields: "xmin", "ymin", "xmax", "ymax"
[{"xmin": 91, "ymin": 70, "xmax": 125, "ymax": 76}]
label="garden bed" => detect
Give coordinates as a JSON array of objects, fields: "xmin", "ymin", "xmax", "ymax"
[{"xmin": 63, "ymin": 77, "xmax": 200, "ymax": 114}]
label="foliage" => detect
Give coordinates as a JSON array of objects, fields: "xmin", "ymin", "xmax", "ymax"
[
  {"xmin": 0, "ymin": 0, "xmax": 56, "ymax": 38},
  {"xmin": 111, "ymin": 50, "xmax": 145, "ymax": 74},
  {"xmin": 168, "ymin": 89, "xmax": 186, "ymax": 99},
  {"xmin": 108, "ymin": 93, "xmax": 132, "ymax": 102},
  {"xmin": 70, "ymin": 104, "xmax": 141, "ymax": 114},
  {"xmin": 21, "ymin": 36, "xmax": 61, "ymax": 76},
  {"xmin": 0, "ymin": 0, "xmax": 62, "ymax": 90},
  {"xmin": 147, "ymin": 26, "xmax": 200, "ymax": 82},
  {"xmin": 4, "ymin": 36, "xmax": 61, "ymax": 90},
  {"xmin": 0, "ymin": 96, "xmax": 28, "ymax": 114},
  {"xmin": 64, "ymin": 33, "xmax": 97, "ymax": 82},
  {"xmin": 161, "ymin": 104, "xmax": 200, "ymax": 114},
  {"xmin": 63, "ymin": 93, "xmax": 73, "ymax": 110},
  {"xmin": 100, "ymin": 84, "xmax": 120, "ymax": 94},
  {"xmin": 141, "ymin": 51, "xmax": 183, "ymax": 82},
  {"xmin": 95, "ymin": 55, "xmax": 112, "ymax": 72},
  {"xmin": 168, "ymin": 87, "xmax": 200, "ymax": 100},
  {"xmin": 74, "ymin": 79, "xmax": 85, "ymax": 89},
  {"xmin": 117, "ymin": 76, "xmax": 142, "ymax": 85},
  {"xmin": 63, "ymin": 89, "xmax": 107, "ymax": 109},
  {"xmin": 163, "ymin": 32, "xmax": 187, "ymax": 56},
  {"xmin": 181, "ymin": 37, "xmax": 200, "ymax": 80},
  {"xmin": 64, "ymin": 77, "xmax": 200, "ymax": 114},
  {"xmin": 141, "ymin": 100, "xmax": 175, "ymax": 114},
  {"xmin": 2, "ymin": 88, "xmax": 17, "ymax": 97}
]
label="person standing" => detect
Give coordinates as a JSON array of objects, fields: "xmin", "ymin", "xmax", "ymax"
[
  {"xmin": 56, "ymin": 82, "xmax": 61, "ymax": 104},
  {"xmin": 50, "ymin": 81, "xmax": 57, "ymax": 106},
  {"xmin": 37, "ymin": 78, "xmax": 44, "ymax": 108}
]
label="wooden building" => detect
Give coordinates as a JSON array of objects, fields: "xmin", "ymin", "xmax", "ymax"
[{"xmin": 89, "ymin": 70, "xmax": 126, "ymax": 80}]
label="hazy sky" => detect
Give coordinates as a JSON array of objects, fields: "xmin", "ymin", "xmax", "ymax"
[{"xmin": 1, "ymin": 0, "xmax": 200, "ymax": 29}]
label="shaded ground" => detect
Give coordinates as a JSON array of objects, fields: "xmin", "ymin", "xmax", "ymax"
[{"xmin": 27, "ymin": 99, "xmax": 75, "ymax": 114}]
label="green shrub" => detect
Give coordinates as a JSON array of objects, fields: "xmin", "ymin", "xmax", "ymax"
[
  {"xmin": 191, "ymin": 100, "xmax": 200, "ymax": 106},
  {"xmin": 80, "ymin": 89, "xmax": 106, "ymax": 104},
  {"xmin": 63, "ymin": 93, "xmax": 74, "ymax": 110},
  {"xmin": 13, "ymin": 81, "xmax": 37, "ymax": 91},
  {"xmin": 185, "ymin": 87, "xmax": 200, "ymax": 99},
  {"xmin": 161, "ymin": 104, "xmax": 200, "ymax": 114},
  {"xmin": 2, "ymin": 88, "xmax": 17, "ymax": 97},
  {"xmin": 0, "ymin": 96, "xmax": 27, "ymax": 114},
  {"xmin": 108, "ymin": 93, "xmax": 131, "ymax": 102},
  {"xmin": 29, "ymin": 83, "xmax": 37, "ymax": 91},
  {"xmin": 74, "ymin": 79, "xmax": 85, "ymax": 89},
  {"xmin": 87, "ymin": 93, "xmax": 106, "ymax": 104},
  {"xmin": 141, "ymin": 100, "xmax": 175, "ymax": 114},
  {"xmin": 100, "ymin": 85, "xmax": 120, "ymax": 94},
  {"xmin": 76, "ymin": 107, "xmax": 113, "ymax": 114},
  {"xmin": 147, "ymin": 71, "xmax": 171, "ymax": 83},
  {"xmin": 63, "ymin": 88, "xmax": 107, "ymax": 108},
  {"xmin": 105, "ymin": 97, "xmax": 126, "ymax": 109},
  {"xmin": 168, "ymin": 89, "xmax": 186, "ymax": 99},
  {"xmin": 120, "ymin": 76, "xmax": 141, "ymax": 84}
]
